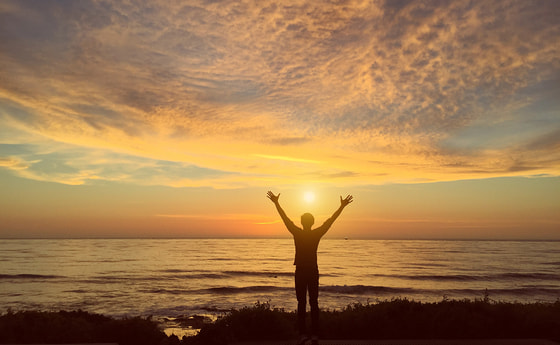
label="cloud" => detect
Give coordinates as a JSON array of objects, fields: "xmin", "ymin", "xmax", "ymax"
[
  {"xmin": 0, "ymin": 156, "xmax": 31, "ymax": 170},
  {"xmin": 0, "ymin": 0, "xmax": 559, "ymax": 187},
  {"xmin": 267, "ymin": 137, "xmax": 312, "ymax": 146},
  {"xmin": 253, "ymin": 154, "xmax": 321, "ymax": 164},
  {"xmin": 0, "ymin": 142, "xmax": 236, "ymax": 187},
  {"xmin": 526, "ymin": 129, "xmax": 560, "ymax": 151}
]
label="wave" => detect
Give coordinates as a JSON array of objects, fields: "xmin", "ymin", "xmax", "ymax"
[
  {"xmin": 207, "ymin": 286, "xmax": 289, "ymax": 294},
  {"xmin": 160, "ymin": 269, "xmax": 297, "ymax": 279},
  {"xmin": 320, "ymin": 285, "xmax": 560, "ymax": 299},
  {"xmin": 114, "ymin": 283, "xmax": 560, "ymax": 302},
  {"xmin": 75, "ymin": 259, "xmax": 139, "ymax": 263},
  {"xmin": 498, "ymin": 272, "xmax": 560, "ymax": 280},
  {"xmin": 169, "ymin": 273, "xmax": 226, "ymax": 280},
  {"xmin": 202, "ymin": 285, "xmax": 416, "ymax": 296},
  {"xmin": 320, "ymin": 285, "xmax": 413, "ymax": 295},
  {"xmin": 223, "ymin": 270, "xmax": 294, "ymax": 278},
  {"xmin": 140, "ymin": 288, "xmax": 192, "ymax": 295},
  {"xmin": 140, "ymin": 286, "xmax": 291, "ymax": 295},
  {"xmin": 389, "ymin": 274, "xmax": 483, "ymax": 281},
  {"xmin": 84, "ymin": 272, "xmax": 230, "ymax": 283},
  {"xmin": 201, "ymin": 285, "xmax": 413, "ymax": 295},
  {"xmin": 369, "ymin": 272, "xmax": 560, "ymax": 282},
  {"xmin": 77, "ymin": 272, "xmax": 288, "ymax": 285},
  {"xmin": 222, "ymin": 270, "xmax": 337, "ymax": 278},
  {"xmin": 203, "ymin": 285, "xmax": 560, "ymax": 298},
  {"xmin": 445, "ymin": 287, "xmax": 560, "ymax": 297},
  {"xmin": 0, "ymin": 274, "xmax": 63, "ymax": 280}
]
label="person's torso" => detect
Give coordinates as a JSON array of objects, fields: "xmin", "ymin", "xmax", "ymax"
[{"xmin": 292, "ymin": 229, "xmax": 323, "ymax": 268}]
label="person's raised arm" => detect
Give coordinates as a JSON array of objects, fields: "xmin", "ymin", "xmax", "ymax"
[
  {"xmin": 267, "ymin": 191, "xmax": 297, "ymax": 234},
  {"xmin": 317, "ymin": 195, "xmax": 353, "ymax": 236}
]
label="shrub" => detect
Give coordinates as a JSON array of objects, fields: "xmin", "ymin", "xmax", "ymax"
[
  {"xmin": 0, "ymin": 310, "xmax": 166, "ymax": 345},
  {"xmin": 186, "ymin": 298, "xmax": 560, "ymax": 343}
]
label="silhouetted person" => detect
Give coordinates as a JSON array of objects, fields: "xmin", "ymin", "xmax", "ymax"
[{"xmin": 267, "ymin": 191, "xmax": 353, "ymax": 345}]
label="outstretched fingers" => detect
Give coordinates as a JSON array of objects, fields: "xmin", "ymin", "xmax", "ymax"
[
  {"xmin": 341, "ymin": 194, "xmax": 353, "ymax": 206},
  {"xmin": 267, "ymin": 191, "xmax": 280, "ymax": 202}
]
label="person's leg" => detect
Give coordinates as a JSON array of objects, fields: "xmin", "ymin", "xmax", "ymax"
[
  {"xmin": 308, "ymin": 268, "xmax": 319, "ymax": 337},
  {"xmin": 294, "ymin": 269, "xmax": 308, "ymax": 336}
]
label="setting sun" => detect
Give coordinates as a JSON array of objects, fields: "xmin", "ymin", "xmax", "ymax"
[{"xmin": 304, "ymin": 191, "xmax": 316, "ymax": 203}]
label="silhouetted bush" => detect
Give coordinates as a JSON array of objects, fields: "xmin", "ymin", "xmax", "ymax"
[
  {"xmin": 0, "ymin": 310, "xmax": 166, "ymax": 345},
  {"xmin": 184, "ymin": 301, "xmax": 295, "ymax": 345},
  {"xmin": 186, "ymin": 298, "xmax": 560, "ymax": 344},
  {"xmin": 317, "ymin": 298, "xmax": 560, "ymax": 340},
  {"xmin": 2, "ymin": 299, "xmax": 559, "ymax": 345}
]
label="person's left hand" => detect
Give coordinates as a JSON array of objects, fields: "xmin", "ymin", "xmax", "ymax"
[{"xmin": 267, "ymin": 191, "xmax": 280, "ymax": 203}]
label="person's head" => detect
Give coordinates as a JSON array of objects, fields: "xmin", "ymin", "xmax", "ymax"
[{"xmin": 301, "ymin": 213, "xmax": 315, "ymax": 229}]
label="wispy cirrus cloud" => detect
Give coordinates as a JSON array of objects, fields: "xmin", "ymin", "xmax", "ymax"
[{"xmin": 0, "ymin": 0, "xmax": 559, "ymax": 187}]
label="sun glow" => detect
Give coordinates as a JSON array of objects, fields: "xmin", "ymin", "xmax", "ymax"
[{"xmin": 303, "ymin": 191, "xmax": 315, "ymax": 203}]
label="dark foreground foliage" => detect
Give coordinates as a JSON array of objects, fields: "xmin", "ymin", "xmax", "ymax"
[
  {"xmin": 2, "ymin": 299, "xmax": 559, "ymax": 345},
  {"xmin": 0, "ymin": 310, "xmax": 166, "ymax": 345},
  {"xmin": 186, "ymin": 299, "xmax": 560, "ymax": 345}
]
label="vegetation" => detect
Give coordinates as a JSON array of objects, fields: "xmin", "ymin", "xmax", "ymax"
[
  {"xmin": 2, "ymin": 299, "xmax": 559, "ymax": 345},
  {"xmin": 186, "ymin": 299, "xmax": 560, "ymax": 345},
  {"xmin": 0, "ymin": 310, "xmax": 165, "ymax": 345}
]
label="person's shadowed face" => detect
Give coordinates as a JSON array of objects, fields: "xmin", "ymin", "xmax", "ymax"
[{"xmin": 301, "ymin": 213, "xmax": 315, "ymax": 230}]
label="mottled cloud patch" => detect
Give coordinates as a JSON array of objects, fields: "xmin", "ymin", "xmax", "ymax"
[
  {"xmin": 0, "ymin": 156, "xmax": 31, "ymax": 170},
  {"xmin": 0, "ymin": 0, "xmax": 559, "ymax": 187},
  {"xmin": 267, "ymin": 137, "xmax": 312, "ymax": 146},
  {"xmin": 0, "ymin": 142, "xmax": 235, "ymax": 187}
]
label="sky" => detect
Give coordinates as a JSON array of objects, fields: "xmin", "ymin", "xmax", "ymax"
[{"xmin": 0, "ymin": 0, "xmax": 559, "ymax": 239}]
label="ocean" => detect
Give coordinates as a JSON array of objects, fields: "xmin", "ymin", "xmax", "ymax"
[{"xmin": 1, "ymin": 239, "xmax": 559, "ymax": 336}]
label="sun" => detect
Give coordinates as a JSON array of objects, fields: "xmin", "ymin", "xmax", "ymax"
[{"xmin": 303, "ymin": 191, "xmax": 315, "ymax": 203}]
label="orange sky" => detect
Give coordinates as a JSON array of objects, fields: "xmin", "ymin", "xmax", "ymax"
[{"xmin": 0, "ymin": 1, "xmax": 559, "ymax": 239}]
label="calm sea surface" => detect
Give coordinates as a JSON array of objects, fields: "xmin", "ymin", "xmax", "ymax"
[{"xmin": 1, "ymin": 239, "xmax": 559, "ymax": 323}]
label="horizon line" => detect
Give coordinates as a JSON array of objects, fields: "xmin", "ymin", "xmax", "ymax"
[{"xmin": 1, "ymin": 236, "xmax": 558, "ymax": 242}]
